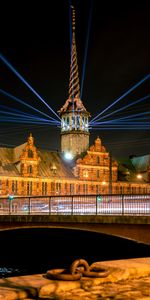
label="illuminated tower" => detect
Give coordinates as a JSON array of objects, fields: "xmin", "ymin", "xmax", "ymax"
[{"xmin": 58, "ymin": 6, "xmax": 90, "ymax": 158}]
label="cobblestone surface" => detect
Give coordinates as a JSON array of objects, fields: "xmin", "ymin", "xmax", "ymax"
[{"xmin": 57, "ymin": 277, "xmax": 150, "ymax": 300}]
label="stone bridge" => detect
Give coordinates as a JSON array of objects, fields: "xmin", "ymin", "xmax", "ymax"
[{"xmin": 0, "ymin": 215, "xmax": 150, "ymax": 244}]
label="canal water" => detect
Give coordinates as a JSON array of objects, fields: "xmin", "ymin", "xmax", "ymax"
[{"xmin": 0, "ymin": 228, "xmax": 149, "ymax": 277}]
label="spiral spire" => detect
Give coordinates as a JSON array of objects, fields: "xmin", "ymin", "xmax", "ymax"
[{"xmin": 69, "ymin": 6, "xmax": 80, "ymax": 99}]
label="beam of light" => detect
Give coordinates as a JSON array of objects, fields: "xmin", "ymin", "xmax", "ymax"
[
  {"xmin": 90, "ymin": 94, "xmax": 150, "ymax": 124},
  {"xmin": 0, "ymin": 53, "xmax": 61, "ymax": 120},
  {"xmin": 80, "ymin": 0, "xmax": 93, "ymax": 99},
  {"xmin": 92, "ymin": 111, "xmax": 150, "ymax": 126},
  {"xmin": 92, "ymin": 121, "xmax": 150, "ymax": 126},
  {"xmin": 0, "ymin": 110, "xmax": 60, "ymax": 125},
  {"xmin": 91, "ymin": 73, "xmax": 150, "ymax": 123},
  {"xmin": 0, "ymin": 104, "xmax": 50, "ymax": 121},
  {"xmin": 0, "ymin": 89, "xmax": 60, "ymax": 123},
  {"xmin": 91, "ymin": 126, "xmax": 150, "ymax": 130},
  {"xmin": 0, "ymin": 116, "xmax": 60, "ymax": 126},
  {"xmin": 106, "ymin": 138, "xmax": 150, "ymax": 147},
  {"xmin": 0, "ymin": 116, "xmax": 59, "ymax": 125},
  {"xmin": 110, "ymin": 111, "xmax": 150, "ymax": 122},
  {"xmin": 0, "ymin": 104, "xmax": 60, "ymax": 124},
  {"xmin": 0, "ymin": 124, "xmax": 57, "ymax": 137}
]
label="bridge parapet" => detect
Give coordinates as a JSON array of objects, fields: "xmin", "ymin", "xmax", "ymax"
[{"xmin": 0, "ymin": 215, "xmax": 150, "ymax": 244}]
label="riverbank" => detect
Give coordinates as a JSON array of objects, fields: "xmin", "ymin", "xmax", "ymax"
[{"xmin": 0, "ymin": 257, "xmax": 150, "ymax": 299}]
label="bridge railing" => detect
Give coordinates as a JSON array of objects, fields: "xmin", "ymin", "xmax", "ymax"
[{"xmin": 0, "ymin": 194, "xmax": 150, "ymax": 215}]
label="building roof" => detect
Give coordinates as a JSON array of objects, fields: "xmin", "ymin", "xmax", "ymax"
[
  {"xmin": 0, "ymin": 146, "xmax": 75, "ymax": 179},
  {"xmin": 131, "ymin": 154, "xmax": 150, "ymax": 172},
  {"xmin": 38, "ymin": 149, "xmax": 75, "ymax": 179},
  {"xmin": 0, "ymin": 147, "xmax": 20, "ymax": 176}
]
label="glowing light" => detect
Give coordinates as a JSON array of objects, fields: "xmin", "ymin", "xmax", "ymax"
[
  {"xmin": 8, "ymin": 194, "xmax": 14, "ymax": 201},
  {"xmin": 137, "ymin": 174, "xmax": 142, "ymax": 179},
  {"xmin": 64, "ymin": 152, "xmax": 73, "ymax": 160}
]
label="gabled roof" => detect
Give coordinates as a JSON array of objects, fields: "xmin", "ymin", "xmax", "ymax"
[
  {"xmin": 13, "ymin": 143, "xmax": 27, "ymax": 163},
  {"xmin": 0, "ymin": 146, "xmax": 75, "ymax": 179}
]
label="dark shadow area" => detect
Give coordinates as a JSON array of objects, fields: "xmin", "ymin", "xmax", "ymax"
[{"xmin": 0, "ymin": 228, "xmax": 149, "ymax": 277}]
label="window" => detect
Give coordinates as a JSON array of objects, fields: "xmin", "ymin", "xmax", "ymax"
[
  {"xmin": 83, "ymin": 170, "xmax": 88, "ymax": 178},
  {"xmin": 27, "ymin": 181, "xmax": 32, "ymax": 195},
  {"xmin": 28, "ymin": 165, "xmax": 32, "ymax": 174},
  {"xmin": 97, "ymin": 170, "xmax": 100, "ymax": 178},
  {"xmin": 64, "ymin": 183, "xmax": 67, "ymax": 193},
  {"xmin": 70, "ymin": 183, "xmax": 74, "ymax": 194},
  {"xmin": 83, "ymin": 184, "xmax": 88, "ymax": 194},
  {"xmin": 56, "ymin": 182, "xmax": 61, "ymax": 193},
  {"xmin": 28, "ymin": 149, "xmax": 33, "ymax": 158},
  {"xmin": 42, "ymin": 182, "xmax": 47, "ymax": 195},
  {"xmin": 51, "ymin": 182, "xmax": 55, "ymax": 193},
  {"xmin": 96, "ymin": 156, "xmax": 100, "ymax": 164}
]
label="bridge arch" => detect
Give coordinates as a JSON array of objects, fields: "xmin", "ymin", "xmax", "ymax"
[{"xmin": 0, "ymin": 215, "xmax": 150, "ymax": 244}]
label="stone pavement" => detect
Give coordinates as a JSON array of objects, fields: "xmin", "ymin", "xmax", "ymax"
[{"xmin": 0, "ymin": 257, "xmax": 150, "ymax": 299}]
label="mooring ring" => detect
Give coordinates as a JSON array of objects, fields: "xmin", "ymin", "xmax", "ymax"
[
  {"xmin": 82, "ymin": 269, "xmax": 110, "ymax": 277},
  {"xmin": 46, "ymin": 268, "xmax": 81, "ymax": 281},
  {"xmin": 70, "ymin": 259, "xmax": 89, "ymax": 275},
  {"xmin": 85, "ymin": 264, "xmax": 111, "ymax": 277}
]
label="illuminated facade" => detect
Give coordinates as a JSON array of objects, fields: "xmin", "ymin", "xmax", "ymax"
[{"xmin": 0, "ymin": 133, "xmax": 149, "ymax": 197}]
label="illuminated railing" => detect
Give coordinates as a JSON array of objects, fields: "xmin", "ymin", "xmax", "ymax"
[{"xmin": 0, "ymin": 194, "xmax": 150, "ymax": 215}]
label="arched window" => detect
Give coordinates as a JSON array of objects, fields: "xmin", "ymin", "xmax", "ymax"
[{"xmin": 28, "ymin": 149, "xmax": 33, "ymax": 158}]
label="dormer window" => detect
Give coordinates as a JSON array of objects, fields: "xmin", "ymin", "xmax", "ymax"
[{"xmin": 28, "ymin": 149, "xmax": 33, "ymax": 158}]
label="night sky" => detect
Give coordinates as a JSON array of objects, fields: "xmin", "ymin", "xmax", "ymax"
[{"xmin": 0, "ymin": 0, "xmax": 150, "ymax": 159}]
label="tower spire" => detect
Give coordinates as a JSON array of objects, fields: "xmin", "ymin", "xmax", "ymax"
[
  {"xmin": 58, "ymin": 4, "xmax": 90, "ymax": 157},
  {"xmin": 69, "ymin": 5, "xmax": 80, "ymax": 99}
]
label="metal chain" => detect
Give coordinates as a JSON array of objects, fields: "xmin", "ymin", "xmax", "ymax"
[{"xmin": 46, "ymin": 259, "xmax": 111, "ymax": 280}]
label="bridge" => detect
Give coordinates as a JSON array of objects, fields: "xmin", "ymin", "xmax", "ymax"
[
  {"xmin": 0, "ymin": 214, "xmax": 150, "ymax": 245},
  {"xmin": 0, "ymin": 194, "xmax": 150, "ymax": 244}
]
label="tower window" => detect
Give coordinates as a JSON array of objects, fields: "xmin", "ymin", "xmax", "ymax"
[
  {"xmin": 28, "ymin": 149, "xmax": 33, "ymax": 158},
  {"xmin": 76, "ymin": 115, "xmax": 80, "ymax": 128}
]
